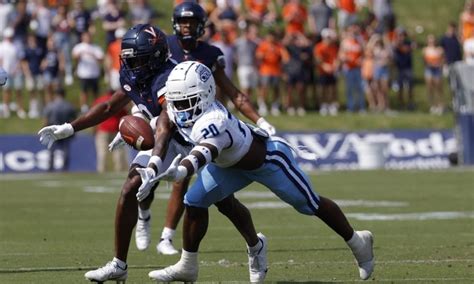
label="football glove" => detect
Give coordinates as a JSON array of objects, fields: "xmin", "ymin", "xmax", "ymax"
[
  {"xmin": 256, "ymin": 117, "xmax": 276, "ymax": 136},
  {"xmin": 136, "ymin": 167, "xmax": 159, "ymax": 202},
  {"xmin": 108, "ymin": 132, "xmax": 126, "ymax": 151},
  {"xmin": 38, "ymin": 123, "xmax": 74, "ymax": 149},
  {"xmin": 156, "ymin": 154, "xmax": 187, "ymax": 182}
]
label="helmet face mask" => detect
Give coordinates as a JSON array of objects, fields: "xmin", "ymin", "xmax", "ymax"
[
  {"xmin": 166, "ymin": 62, "xmax": 215, "ymax": 128},
  {"xmin": 120, "ymin": 24, "xmax": 169, "ymax": 84}
]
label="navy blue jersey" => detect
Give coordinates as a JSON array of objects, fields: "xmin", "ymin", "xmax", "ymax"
[
  {"xmin": 119, "ymin": 60, "xmax": 176, "ymax": 120},
  {"xmin": 167, "ymin": 35, "xmax": 226, "ymax": 72}
]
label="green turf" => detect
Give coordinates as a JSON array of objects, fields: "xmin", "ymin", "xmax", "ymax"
[{"xmin": 0, "ymin": 170, "xmax": 473, "ymax": 282}]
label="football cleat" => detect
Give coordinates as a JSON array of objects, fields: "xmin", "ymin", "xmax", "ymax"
[
  {"xmin": 157, "ymin": 238, "xmax": 179, "ymax": 255},
  {"xmin": 351, "ymin": 230, "xmax": 375, "ymax": 280},
  {"xmin": 84, "ymin": 261, "xmax": 127, "ymax": 283},
  {"xmin": 248, "ymin": 233, "xmax": 268, "ymax": 283},
  {"xmin": 135, "ymin": 216, "xmax": 151, "ymax": 251},
  {"xmin": 148, "ymin": 263, "xmax": 198, "ymax": 282}
]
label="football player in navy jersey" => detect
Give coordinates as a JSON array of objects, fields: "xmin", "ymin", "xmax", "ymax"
[
  {"xmin": 38, "ymin": 24, "xmax": 263, "ymax": 283},
  {"xmin": 149, "ymin": 0, "xmax": 278, "ymax": 256}
]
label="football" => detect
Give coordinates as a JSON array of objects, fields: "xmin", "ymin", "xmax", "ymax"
[{"xmin": 119, "ymin": 115, "xmax": 154, "ymax": 151}]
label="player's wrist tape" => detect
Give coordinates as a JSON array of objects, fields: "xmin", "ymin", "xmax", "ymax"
[
  {"xmin": 191, "ymin": 146, "xmax": 212, "ymax": 164},
  {"xmin": 148, "ymin": 155, "xmax": 163, "ymax": 173},
  {"xmin": 182, "ymin": 154, "xmax": 199, "ymax": 173},
  {"xmin": 256, "ymin": 117, "xmax": 267, "ymax": 127}
]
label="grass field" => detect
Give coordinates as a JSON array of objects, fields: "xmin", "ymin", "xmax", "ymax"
[{"xmin": 1, "ymin": 169, "xmax": 473, "ymax": 283}]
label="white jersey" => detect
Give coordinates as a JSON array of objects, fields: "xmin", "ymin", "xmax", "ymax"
[{"xmin": 171, "ymin": 102, "xmax": 253, "ymax": 168}]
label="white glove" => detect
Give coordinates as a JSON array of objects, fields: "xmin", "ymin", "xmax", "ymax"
[
  {"xmin": 136, "ymin": 167, "xmax": 158, "ymax": 202},
  {"xmin": 256, "ymin": 117, "xmax": 276, "ymax": 136},
  {"xmin": 156, "ymin": 154, "xmax": 187, "ymax": 182},
  {"xmin": 108, "ymin": 132, "xmax": 126, "ymax": 151},
  {"xmin": 38, "ymin": 123, "xmax": 74, "ymax": 149}
]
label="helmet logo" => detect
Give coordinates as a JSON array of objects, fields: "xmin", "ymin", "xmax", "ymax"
[
  {"xmin": 196, "ymin": 64, "xmax": 211, "ymax": 82},
  {"xmin": 144, "ymin": 26, "xmax": 159, "ymax": 45},
  {"xmin": 181, "ymin": 11, "xmax": 194, "ymax": 17},
  {"xmin": 144, "ymin": 26, "xmax": 157, "ymax": 37}
]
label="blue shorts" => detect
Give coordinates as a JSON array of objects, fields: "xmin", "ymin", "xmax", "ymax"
[
  {"xmin": 425, "ymin": 66, "xmax": 442, "ymax": 79},
  {"xmin": 184, "ymin": 139, "xmax": 321, "ymax": 215}
]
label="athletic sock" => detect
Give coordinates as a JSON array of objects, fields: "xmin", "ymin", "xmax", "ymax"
[
  {"xmin": 179, "ymin": 249, "xmax": 198, "ymax": 268},
  {"xmin": 112, "ymin": 257, "xmax": 127, "ymax": 270},
  {"xmin": 247, "ymin": 238, "xmax": 263, "ymax": 255},
  {"xmin": 346, "ymin": 231, "xmax": 362, "ymax": 251},
  {"xmin": 138, "ymin": 208, "xmax": 150, "ymax": 220},
  {"xmin": 160, "ymin": 227, "xmax": 176, "ymax": 240}
]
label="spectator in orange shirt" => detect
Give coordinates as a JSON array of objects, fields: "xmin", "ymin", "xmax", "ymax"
[
  {"xmin": 422, "ymin": 34, "xmax": 445, "ymax": 115},
  {"xmin": 93, "ymin": 90, "xmax": 128, "ymax": 173},
  {"xmin": 460, "ymin": 0, "xmax": 474, "ymax": 42},
  {"xmin": 244, "ymin": 0, "xmax": 277, "ymax": 26},
  {"xmin": 337, "ymin": 0, "xmax": 357, "ymax": 31},
  {"xmin": 105, "ymin": 27, "xmax": 126, "ymax": 92},
  {"xmin": 314, "ymin": 28, "xmax": 339, "ymax": 116},
  {"xmin": 339, "ymin": 24, "xmax": 365, "ymax": 112},
  {"xmin": 282, "ymin": 0, "xmax": 308, "ymax": 35},
  {"xmin": 256, "ymin": 29, "xmax": 288, "ymax": 116}
]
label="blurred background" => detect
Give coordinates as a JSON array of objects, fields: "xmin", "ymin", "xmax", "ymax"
[{"xmin": 0, "ymin": 0, "xmax": 473, "ymax": 172}]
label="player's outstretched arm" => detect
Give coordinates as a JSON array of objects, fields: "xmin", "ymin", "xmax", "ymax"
[
  {"xmin": 38, "ymin": 90, "xmax": 131, "ymax": 148},
  {"xmin": 71, "ymin": 90, "xmax": 131, "ymax": 132},
  {"xmin": 213, "ymin": 67, "xmax": 276, "ymax": 135}
]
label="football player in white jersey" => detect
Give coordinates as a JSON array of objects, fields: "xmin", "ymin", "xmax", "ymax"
[{"xmin": 138, "ymin": 61, "xmax": 375, "ymax": 282}]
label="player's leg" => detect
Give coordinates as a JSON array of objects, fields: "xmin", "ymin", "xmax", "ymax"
[
  {"xmin": 156, "ymin": 140, "xmax": 194, "ymax": 254},
  {"xmin": 215, "ymin": 195, "xmax": 267, "ymax": 283},
  {"xmin": 156, "ymin": 178, "xmax": 189, "ymax": 255},
  {"xmin": 258, "ymin": 139, "xmax": 374, "ymax": 280},
  {"xmin": 84, "ymin": 164, "xmax": 143, "ymax": 282},
  {"xmin": 149, "ymin": 165, "xmax": 266, "ymax": 282}
]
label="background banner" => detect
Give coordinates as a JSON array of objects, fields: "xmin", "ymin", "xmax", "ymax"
[{"xmin": 0, "ymin": 130, "xmax": 456, "ymax": 173}]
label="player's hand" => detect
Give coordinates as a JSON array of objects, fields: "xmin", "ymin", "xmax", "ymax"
[
  {"xmin": 38, "ymin": 123, "xmax": 74, "ymax": 149},
  {"xmin": 257, "ymin": 117, "xmax": 276, "ymax": 136},
  {"xmin": 108, "ymin": 132, "xmax": 126, "ymax": 151},
  {"xmin": 136, "ymin": 167, "xmax": 158, "ymax": 202},
  {"xmin": 156, "ymin": 154, "xmax": 186, "ymax": 182}
]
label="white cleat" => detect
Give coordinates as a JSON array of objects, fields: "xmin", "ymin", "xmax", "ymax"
[
  {"xmin": 148, "ymin": 263, "xmax": 198, "ymax": 282},
  {"xmin": 248, "ymin": 233, "xmax": 268, "ymax": 283},
  {"xmin": 157, "ymin": 238, "xmax": 179, "ymax": 255},
  {"xmin": 135, "ymin": 216, "xmax": 151, "ymax": 251},
  {"xmin": 351, "ymin": 230, "xmax": 375, "ymax": 280},
  {"xmin": 84, "ymin": 261, "xmax": 127, "ymax": 283}
]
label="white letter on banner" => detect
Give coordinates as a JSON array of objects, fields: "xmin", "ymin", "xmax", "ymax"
[
  {"xmin": 297, "ymin": 133, "xmax": 342, "ymax": 159},
  {"xmin": 336, "ymin": 133, "xmax": 361, "ymax": 159},
  {"xmin": 389, "ymin": 139, "xmax": 417, "ymax": 157},
  {"xmin": 5, "ymin": 150, "xmax": 35, "ymax": 171},
  {"xmin": 417, "ymin": 132, "xmax": 444, "ymax": 156}
]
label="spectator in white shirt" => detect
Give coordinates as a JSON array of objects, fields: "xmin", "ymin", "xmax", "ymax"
[
  {"xmin": 463, "ymin": 30, "xmax": 474, "ymax": 64},
  {"xmin": 0, "ymin": 27, "xmax": 26, "ymax": 118},
  {"xmin": 72, "ymin": 31, "xmax": 104, "ymax": 113}
]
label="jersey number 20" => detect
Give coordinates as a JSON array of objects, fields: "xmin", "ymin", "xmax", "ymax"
[{"xmin": 201, "ymin": 124, "xmax": 219, "ymax": 139}]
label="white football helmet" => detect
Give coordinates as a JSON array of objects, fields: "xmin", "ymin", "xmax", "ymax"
[{"xmin": 165, "ymin": 61, "xmax": 215, "ymax": 127}]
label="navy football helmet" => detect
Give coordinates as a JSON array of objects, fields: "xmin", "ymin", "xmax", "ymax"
[
  {"xmin": 172, "ymin": 2, "xmax": 207, "ymax": 42},
  {"xmin": 120, "ymin": 24, "xmax": 169, "ymax": 84}
]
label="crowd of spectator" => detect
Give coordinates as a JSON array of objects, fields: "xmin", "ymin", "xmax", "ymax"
[{"xmin": 0, "ymin": 0, "xmax": 473, "ymax": 121}]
